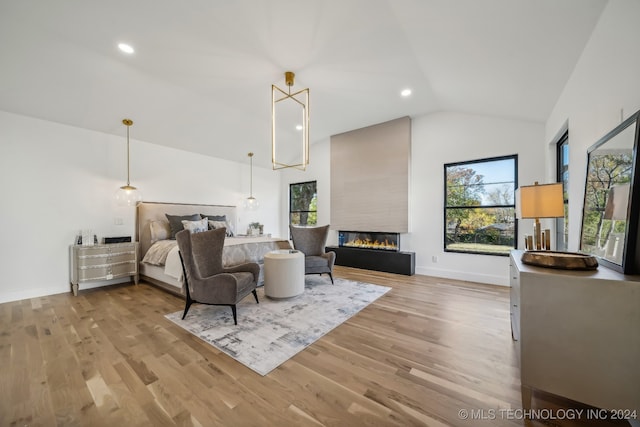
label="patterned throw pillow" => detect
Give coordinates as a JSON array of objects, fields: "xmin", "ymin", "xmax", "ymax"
[
  {"xmin": 208, "ymin": 220, "xmax": 234, "ymax": 237},
  {"xmin": 225, "ymin": 221, "xmax": 235, "ymax": 237},
  {"xmin": 182, "ymin": 218, "xmax": 208, "ymax": 234}
]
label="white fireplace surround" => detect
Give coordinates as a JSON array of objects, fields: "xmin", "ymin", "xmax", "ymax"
[{"xmin": 330, "ymin": 116, "xmax": 410, "ymax": 233}]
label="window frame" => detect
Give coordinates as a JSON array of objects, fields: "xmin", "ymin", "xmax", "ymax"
[
  {"xmin": 556, "ymin": 131, "xmax": 569, "ymax": 251},
  {"xmin": 443, "ymin": 154, "xmax": 519, "ymax": 256},
  {"xmin": 289, "ymin": 180, "xmax": 318, "ymax": 227}
]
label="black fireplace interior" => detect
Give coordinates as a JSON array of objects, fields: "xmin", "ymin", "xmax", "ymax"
[
  {"xmin": 338, "ymin": 231, "xmax": 399, "ymax": 251},
  {"xmin": 328, "ymin": 231, "xmax": 414, "ymax": 275}
]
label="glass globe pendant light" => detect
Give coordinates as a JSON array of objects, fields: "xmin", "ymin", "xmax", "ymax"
[
  {"xmin": 244, "ymin": 152, "xmax": 259, "ymax": 210},
  {"xmin": 115, "ymin": 119, "xmax": 142, "ymax": 206}
]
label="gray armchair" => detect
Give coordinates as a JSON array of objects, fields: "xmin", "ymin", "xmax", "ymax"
[
  {"xmin": 176, "ymin": 228, "xmax": 259, "ymax": 324},
  {"xmin": 289, "ymin": 225, "xmax": 335, "ymax": 284}
]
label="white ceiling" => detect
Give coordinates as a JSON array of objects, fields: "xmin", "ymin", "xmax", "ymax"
[{"xmin": 0, "ymin": 0, "xmax": 607, "ymax": 168}]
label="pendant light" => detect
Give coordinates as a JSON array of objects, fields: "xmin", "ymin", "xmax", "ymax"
[
  {"xmin": 114, "ymin": 119, "xmax": 142, "ymax": 206},
  {"xmin": 244, "ymin": 152, "xmax": 259, "ymax": 210},
  {"xmin": 272, "ymin": 71, "xmax": 309, "ymax": 170}
]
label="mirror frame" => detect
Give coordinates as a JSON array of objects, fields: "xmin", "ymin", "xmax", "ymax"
[{"xmin": 579, "ymin": 109, "xmax": 640, "ymax": 274}]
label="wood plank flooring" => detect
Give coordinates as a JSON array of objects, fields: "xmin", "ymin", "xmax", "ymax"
[{"xmin": 0, "ymin": 266, "xmax": 632, "ymax": 426}]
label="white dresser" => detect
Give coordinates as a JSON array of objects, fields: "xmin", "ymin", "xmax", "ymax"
[
  {"xmin": 510, "ymin": 250, "xmax": 640, "ymax": 412},
  {"xmin": 69, "ymin": 242, "xmax": 139, "ymax": 296}
]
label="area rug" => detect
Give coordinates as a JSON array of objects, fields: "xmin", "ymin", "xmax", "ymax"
[{"xmin": 165, "ymin": 276, "xmax": 391, "ymax": 375}]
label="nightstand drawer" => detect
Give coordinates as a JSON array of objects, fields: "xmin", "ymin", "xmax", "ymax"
[
  {"xmin": 77, "ymin": 251, "xmax": 135, "ymax": 267},
  {"xmin": 77, "ymin": 261, "xmax": 137, "ymax": 282},
  {"xmin": 75, "ymin": 243, "xmax": 135, "ymax": 256}
]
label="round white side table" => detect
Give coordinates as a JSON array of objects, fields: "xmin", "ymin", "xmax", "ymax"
[{"xmin": 263, "ymin": 249, "xmax": 305, "ymax": 299}]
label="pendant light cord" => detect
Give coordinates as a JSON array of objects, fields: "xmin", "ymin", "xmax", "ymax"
[
  {"xmin": 126, "ymin": 124, "xmax": 131, "ymax": 186},
  {"xmin": 249, "ymin": 152, "xmax": 254, "ymax": 197},
  {"xmin": 122, "ymin": 118, "xmax": 134, "ymax": 188}
]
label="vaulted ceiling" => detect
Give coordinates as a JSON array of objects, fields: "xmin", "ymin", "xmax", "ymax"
[{"xmin": 0, "ymin": 0, "xmax": 607, "ymax": 167}]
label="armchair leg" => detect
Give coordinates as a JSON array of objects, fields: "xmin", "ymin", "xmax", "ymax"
[
  {"xmin": 252, "ymin": 289, "xmax": 259, "ymax": 304},
  {"xmin": 231, "ymin": 305, "xmax": 238, "ymax": 325},
  {"xmin": 179, "ymin": 251, "xmax": 194, "ymax": 319},
  {"xmin": 182, "ymin": 298, "xmax": 193, "ymax": 320},
  {"xmin": 328, "ymin": 272, "xmax": 334, "ymax": 284}
]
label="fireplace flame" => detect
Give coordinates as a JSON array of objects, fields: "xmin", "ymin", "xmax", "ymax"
[{"xmin": 344, "ymin": 238, "xmax": 398, "ymax": 251}]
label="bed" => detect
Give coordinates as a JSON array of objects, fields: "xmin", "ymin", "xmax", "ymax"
[{"xmin": 136, "ymin": 201, "xmax": 291, "ymax": 295}]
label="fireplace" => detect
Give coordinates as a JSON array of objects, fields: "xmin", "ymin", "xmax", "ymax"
[
  {"xmin": 338, "ymin": 231, "xmax": 399, "ymax": 252},
  {"xmin": 327, "ymin": 231, "xmax": 414, "ymax": 275}
]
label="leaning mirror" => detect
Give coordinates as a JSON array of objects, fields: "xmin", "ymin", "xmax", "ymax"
[{"xmin": 580, "ymin": 109, "xmax": 640, "ymax": 273}]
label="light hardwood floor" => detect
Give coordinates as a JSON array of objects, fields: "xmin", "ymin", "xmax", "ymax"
[{"xmin": 0, "ymin": 266, "xmax": 631, "ymax": 426}]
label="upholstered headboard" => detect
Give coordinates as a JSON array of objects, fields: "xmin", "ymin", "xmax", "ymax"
[{"xmin": 136, "ymin": 201, "xmax": 237, "ymax": 258}]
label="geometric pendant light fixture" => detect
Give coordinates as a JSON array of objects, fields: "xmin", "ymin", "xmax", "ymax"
[
  {"xmin": 243, "ymin": 152, "xmax": 259, "ymax": 210},
  {"xmin": 114, "ymin": 118, "xmax": 142, "ymax": 206},
  {"xmin": 271, "ymin": 71, "xmax": 309, "ymax": 170}
]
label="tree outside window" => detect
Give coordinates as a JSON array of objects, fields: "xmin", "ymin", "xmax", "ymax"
[
  {"xmin": 581, "ymin": 151, "xmax": 632, "ymax": 251},
  {"xmin": 444, "ymin": 155, "xmax": 518, "ymax": 256},
  {"xmin": 290, "ymin": 181, "xmax": 317, "ymax": 226}
]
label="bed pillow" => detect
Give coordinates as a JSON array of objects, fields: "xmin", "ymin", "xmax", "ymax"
[
  {"xmin": 225, "ymin": 221, "xmax": 236, "ymax": 237},
  {"xmin": 150, "ymin": 220, "xmax": 171, "ymax": 243},
  {"xmin": 208, "ymin": 220, "xmax": 227, "ymax": 230},
  {"xmin": 202, "ymin": 214, "xmax": 226, "ymax": 222},
  {"xmin": 165, "ymin": 213, "xmax": 201, "ymax": 239},
  {"xmin": 208, "ymin": 220, "xmax": 234, "ymax": 237},
  {"xmin": 182, "ymin": 218, "xmax": 209, "ymax": 234}
]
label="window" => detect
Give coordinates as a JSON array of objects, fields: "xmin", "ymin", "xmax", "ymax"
[
  {"xmin": 290, "ymin": 181, "xmax": 317, "ymax": 226},
  {"xmin": 444, "ymin": 155, "xmax": 518, "ymax": 255},
  {"xmin": 556, "ymin": 132, "xmax": 569, "ymax": 251}
]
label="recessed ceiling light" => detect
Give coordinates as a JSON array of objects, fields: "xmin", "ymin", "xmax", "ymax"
[
  {"xmin": 401, "ymin": 88, "xmax": 412, "ymax": 97},
  {"xmin": 118, "ymin": 43, "xmax": 135, "ymax": 54},
  {"xmin": 296, "ymin": 125, "xmax": 303, "ymax": 131}
]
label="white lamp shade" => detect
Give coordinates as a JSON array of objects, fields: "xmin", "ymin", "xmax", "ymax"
[
  {"xmin": 604, "ymin": 183, "xmax": 630, "ymax": 220},
  {"xmin": 517, "ymin": 182, "xmax": 564, "ymax": 219}
]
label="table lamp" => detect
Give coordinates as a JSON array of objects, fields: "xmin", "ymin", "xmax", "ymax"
[
  {"xmin": 603, "ymin": 183, "xmax": 630, "ymax": 221},
  {"xmin": 518, "ymin": 182, "xmax": 564, "ymax": 251},
  {"xmin": 602, "ymin": 183, "xmax": 630, "ymax": 261},
  {"xmin": 516, "ymin": 182, "xmax": 598, "ymax": 270}
]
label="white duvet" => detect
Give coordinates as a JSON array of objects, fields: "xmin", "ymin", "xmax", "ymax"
[{"xmin": 142, "ymin": 236, "xmax": 290, "ymax": 280}]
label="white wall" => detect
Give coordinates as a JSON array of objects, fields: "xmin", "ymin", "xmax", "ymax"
[
  {"xmin": 279, "ymin": 138, "xmax": 334, "ymax": 242},
  {"xmin": 410, "ymin": 113, "xmax": 545, "ymax": 285},
  {"xmin": 0, "ymin": 111, "xmax": 281, "ymax": 303},
  {"xmin": 545, "ymin": 0, "xmax": 640, "ymax": 252},
  {"xmin": 279, "ymin": 113, "xmax": 545, "ymax": 286}
]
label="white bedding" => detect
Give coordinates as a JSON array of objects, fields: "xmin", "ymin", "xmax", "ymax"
[{"xmin": 142, "ymin": 236, "xmax": 290, "ymax": 281}]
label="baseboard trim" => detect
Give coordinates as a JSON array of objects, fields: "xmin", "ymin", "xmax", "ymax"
[
  {"xmin": 0, "ymin": 285, "xmax": 69, "ymax": 304},
  {"xmin": 415, "ymin": 266, "xmax": 508, "ymax": 286},
  {"xmin": 0, "ymin": 278, "xmax": 133, "ymax": 304}
]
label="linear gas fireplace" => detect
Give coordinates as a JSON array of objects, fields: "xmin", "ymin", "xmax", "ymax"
[
  {"xmin": 338, "ymin": 231, "xmax": 399, "ymax": 252},
  {"xmin": 328, "ymin": 231, "xmax": 414, "ymax": 275}
]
